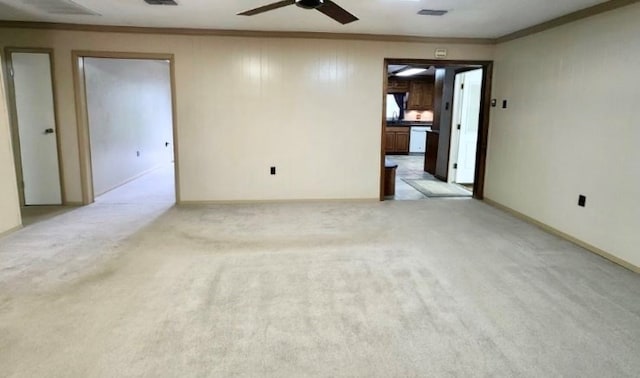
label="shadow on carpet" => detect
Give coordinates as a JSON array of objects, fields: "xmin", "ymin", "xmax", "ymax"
[{"xmin": 402, "ymin": 179, "xmax": 472, "ymax": 198}]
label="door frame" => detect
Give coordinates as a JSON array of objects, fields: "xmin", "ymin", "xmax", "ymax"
[
  {"xmin": 3, "ymin": 47, "xmax": 66, "ymax": 206},
  {"xmin": 380, "ymin": 58, "xmax": 493, "ymax": 200},
  {"xmin": 71, "ymin": 50, "xmax": 181, "ymax": 205}
]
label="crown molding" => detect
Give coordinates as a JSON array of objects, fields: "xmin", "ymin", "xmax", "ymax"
[
  {"xmin": 0, "ymin": 21, "xmax": 494, "ymax": 45},
  {"xmin": 496, "ymin": 0, "xmax": 640, "ymax": 43}
]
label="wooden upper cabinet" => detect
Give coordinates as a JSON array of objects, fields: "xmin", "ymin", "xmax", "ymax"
[
  {"xmin": 407, "ymin": 79, "xmax": 434, "ymax": 110},
  {"xmin": 387, "ymin": 78, "xmax": 409, "ymax": 93}
]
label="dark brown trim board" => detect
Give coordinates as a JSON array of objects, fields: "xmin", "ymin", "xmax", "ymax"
[
  {"xmin": 474, "ymin": 62, "xmax": 493, "ymax": 199},
  {"xmin": 0, "ymin": 21, "xmax": 493, "ymax": 45},
  {"xmin": 497, "ymin": 0, "xmax": 640, "ymax": 43},
  {"xmin": 379, "ymin": 60, "xmax": 388, "ymax": 201},
  {"xmin": 380, "ymin": 59, "xmax": 493, "ymax": 201}
]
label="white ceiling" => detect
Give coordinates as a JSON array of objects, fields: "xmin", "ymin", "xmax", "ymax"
[{"xmin": 0, "ymin": 0, "xmax": 610, "ymax": 38}]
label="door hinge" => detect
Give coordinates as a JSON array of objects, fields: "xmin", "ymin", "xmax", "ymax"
[
  {"xmin": 457, "ymin": 124, "xmax": 461, "ymax": 130},
  {"xmin": 453, "ymin": 163, "xmax": 458, "ymax": 169},
  {"xmin": 9, "ymin": 68, "xmax": 14, "ymax": 77}
]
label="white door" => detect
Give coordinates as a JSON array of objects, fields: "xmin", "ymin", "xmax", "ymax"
[
  {"xmin": 11, "ymin": 52, "xmax": 62, "ymax": 205},
  {"xmin": 452, "ymin": 69, "xmax": 482, "ymax": 184}
]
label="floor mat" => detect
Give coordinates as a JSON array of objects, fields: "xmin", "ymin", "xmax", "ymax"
[{"xmin": 402, "ymin": 179, "xmax": 472, "ymax": 197}]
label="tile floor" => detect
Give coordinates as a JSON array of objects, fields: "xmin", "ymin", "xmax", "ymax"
[{"xmin": 385, "ymin": 154, "xmax": 473, "ymax": 200}]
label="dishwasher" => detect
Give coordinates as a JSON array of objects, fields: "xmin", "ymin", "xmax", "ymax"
[{"xmin": 409, "ymin": 127, "xmax": 429, "ymax": 153}]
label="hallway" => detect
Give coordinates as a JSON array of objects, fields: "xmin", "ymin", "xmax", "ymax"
[
  {"xmin": 95, "ymin": 163, "xmax": 175, "ymax": 205},
  {"xmin": 3, "ymin": 165, "xmax": 175, "ymax": 289}
]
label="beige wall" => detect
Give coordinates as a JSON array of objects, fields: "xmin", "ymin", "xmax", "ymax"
[
  {"xmin": 0, "ymin": 62, "xmax": 21, "ymax": 233},
  {"xmin": 0, "ymin": 29, "xmax": 493, "ymax": 203},
  {"xmin": 85, "ymin": 58, "xmax": 173, "ymax": 196},
  {"xmin": 486, "ymin": 3, "xmax": 640, "ymax": 268}
]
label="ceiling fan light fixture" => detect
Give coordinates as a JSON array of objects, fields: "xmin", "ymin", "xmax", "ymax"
[
  {"xmin": 418, "ymin": 9, "xmax": 448, "ymax": 16},
  {"xmin": 238, "ymin": 0, "xmax": 357, "ymax": 24},
  {"xmin": 295, "ymin": 0, "xmax": 324, "ymax": 9},
  {"xmin": 396, "ymin": 68, "xmax": 427, "ymax": 77},
  {"xmin": 144, "ymin": 0, "xmax": 178, "ymax": 5}
]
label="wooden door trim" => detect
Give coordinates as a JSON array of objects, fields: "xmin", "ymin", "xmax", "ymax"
[
  {"xmin": 379, "ymin": 60, "xmax": 388, "ymax": 200},
  {"xmin": 380, "ymin": 58, "xmax": 494, "ymax": 200},
  {"xmin": 3, "ymin": 47, "xmax": 66, "ymax": 206},
  {"xmin": 71, "ymin": 50, "xmax": 180, "ymax": 205}
]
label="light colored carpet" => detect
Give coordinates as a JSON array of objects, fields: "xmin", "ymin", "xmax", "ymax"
[
  {"xmin": 21, "ymin": 206, "xmax": 78, "ymax": 226},
  {"xmin": 1, "ymin": 170, "xmax": 639, "ymax": 377},
  {"xmin": 403, "ymin": 179, "xmax": 472, "ymax": 197}
]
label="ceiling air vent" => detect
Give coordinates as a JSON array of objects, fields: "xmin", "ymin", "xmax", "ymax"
[
  {"xmin": 144, "ymin": 0, "xmax": 178, "ymax": 5},
  {"xmin": 418, "ymin": 9, "xmax": 448, "ymax": 16},
  {"xmin": 23, "ymin": 0, "xmax": 100, "ymax": 15}
]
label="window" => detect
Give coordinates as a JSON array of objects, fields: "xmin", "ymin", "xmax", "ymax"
[{"xmin": 386, "ymin": 94, "xmax": 401, "ymax": 119}]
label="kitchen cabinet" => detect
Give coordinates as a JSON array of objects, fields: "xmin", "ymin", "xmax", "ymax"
[
  {"xmin": 395, "ymin": 131, "xmax": 410, "ymax": 153},
  {"xmin": 407, "ymin": 79, "xmax": 434, "ymax": 110},
  {"xmin": 424, "ymin": 130, "xmax": 439, "ymax": 174},
  {"xmin": 385, "ymin": 132, "xmax": 396, "ymax": 153},
  {"xmin": 385, "ymin": 126, "xmax": 410, "ymax": 154},
  {"xmin": 387, "ymin": 78, "xmax": 409, "ymax": 93}
]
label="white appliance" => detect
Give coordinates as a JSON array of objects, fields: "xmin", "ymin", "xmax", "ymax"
[{"xmin": 409, "ymin": 126, "xmax": 429, "ymax": 153}]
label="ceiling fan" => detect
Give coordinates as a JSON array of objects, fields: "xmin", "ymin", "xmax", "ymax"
[{"xmin": 238, "ymin": 0, "xmax": 359, "ymax": 25}]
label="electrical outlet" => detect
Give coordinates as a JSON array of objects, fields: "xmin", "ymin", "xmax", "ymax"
[
  {"xmin": 578, "ymin": 195, "xmax": 586, "ymax": 207},
  {"xmin": 270, "ymin": 166, "xmax": 276, "ymax": 175}
]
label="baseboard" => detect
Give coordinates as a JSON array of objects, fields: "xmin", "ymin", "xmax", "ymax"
[
  {"xmin": 483, "ymin": 198, "xmax": 639, "ymax": 274},
  {"xmin": 178, "ymin": 198, "xmax": 379, "ymax": 206},
  {"xmin": 0, "ymin": 224, "xmax": 23, "ymax": 238},
  {"xmin": 96, "ymin": 164, "xmax": 168, "ymax": 197}
]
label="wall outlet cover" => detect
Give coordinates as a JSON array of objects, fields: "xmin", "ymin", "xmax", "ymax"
[{"xmin": 578, "ymin": 195, "xmax": 586, "ymax": 207}]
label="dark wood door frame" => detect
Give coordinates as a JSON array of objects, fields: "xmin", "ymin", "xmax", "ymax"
[{"xmin": 380, "ymin": 58, "xmax": 493, "ymax": 201}]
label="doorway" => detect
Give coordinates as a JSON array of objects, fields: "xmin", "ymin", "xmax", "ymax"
[
  {"xmin": 4, "ymin": 48, "xmax": 64, "ymax": 208},
  {"xmin": 380, "ymin": 59, "xmax": 492, "ymax": 201},
  {"xmin": 72, "ymin": 52, "xmax": 179, "ymax": 205}
]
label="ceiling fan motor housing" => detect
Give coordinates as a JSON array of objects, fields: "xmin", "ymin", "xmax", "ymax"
[{"xmin": 295, "ymin": 0, "xmax": 324, "ymax": 9}]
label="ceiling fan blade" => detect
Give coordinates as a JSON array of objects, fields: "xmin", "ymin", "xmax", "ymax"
[
  {"xmin": 316, "ymin": 0, "xmax": 358, "ymax": 24},
  {"xmin": 238, "ymin": 0, "xmax": 295, "ymax": 16}
]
